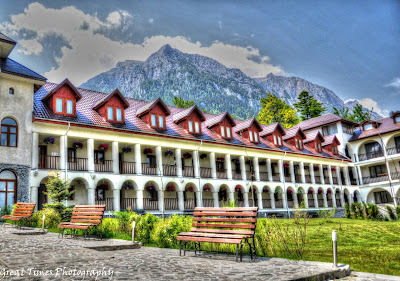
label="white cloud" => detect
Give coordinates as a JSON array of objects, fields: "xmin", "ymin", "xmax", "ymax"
[
  {"xmin": 1, "ymin": 2, "xmax": 285, "ymax": 85},
  {"xmin": 148, "ymin": 18, "xmax": 154, "ymax": 24},
  {"xmin": 218, "ymin": 21, "xmax": 222, "ymax": 30},
  {"xmin": 385, "ymin": 77, "xmax": 400, "ymax": 89},
  {"xmin": 357, "ymin": 98, "xmax": 389, "ymax": 117},
  {"xmin": 17, "ymin": 39, "xmax": 43, "ymax": 55}
]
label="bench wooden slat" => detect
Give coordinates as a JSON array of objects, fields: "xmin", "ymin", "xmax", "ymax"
[
  {"xmin": 59, "ymin": 205, "xmax": 105, "ymax": 234},
  {"xmin": 192, "ymin": 223, "xmax": 255, "ymax": 229},
  {"xmin": 72, "ymin": 208, "xmax": 105, "ymax": 212},
  {"xmin": 179, "ymin": 232, "xmax": 250, "ymax": 239},
  {"xmin": 71, "ymin": 219, "xmax": 102, "ymax": 224},
  {"xmin": 193, "ymin": 217, "xmax": 256, "ymax": 223},
  {"xmin": 72, "ymin": 212, "xmax": 104, "ymax": 216},
  {"xmin": 1, "ymin": 202, "xmax": 36, "ymax": 222},
  {"xmin": 177, "ymin": 236, "xmax": 242, "ymax": 244},
  {"xmin": 74, "ymin": 205, "xmax": 106, "ymax": 208},
  {"xmin": 190, "ymin": 228, "xmax": 254, "ymax": 235},
  {"xmin": 193, "ymin": 212, "xmax": 257, "ymax": 217},
  {"xmin": 194, "ymin": 207, "xmax": 258, "ymax": 211},
  {"xmin": 71, "ymin": 216, "xmax": 103, "ymax": 219}
]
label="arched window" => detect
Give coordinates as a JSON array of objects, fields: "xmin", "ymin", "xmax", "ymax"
[
  {"xmin": 0, "ymin": 170, "xmax": 17, "ymax": 208},
  {"xmin": 1, "ymin": 118, "xmax": 18, "ymax": 147},
  {"xmin": 9, "ymin": 88, "xmax": 14, "ymax": 95}
]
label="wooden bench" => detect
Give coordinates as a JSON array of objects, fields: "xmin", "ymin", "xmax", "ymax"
[
  {"xmin": 177, "ymin": 207, "xmax": 258, "ymax": 262},
  {"xmin": 1, "ymin": 203, "xmax": 36, "ymax": 227},
  {"xmin": 57, "ymin": 205, "xmax": 106, "ymax": 239}
]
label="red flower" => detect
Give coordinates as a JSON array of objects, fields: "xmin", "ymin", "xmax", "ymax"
[
  {"xmin": 203, "ymin": 186, "xmax": 211, "ymax": 192},
  {"xmin": 185, "ymin": 186, "xmax": 194, "ymax": 192},
  {"xmin": 166, "ymin": 184, "xmax": 176, "ymax": 192},
  {"xmin": 98, "ymin": 144, "xmax": 109, "ymax": 152}
]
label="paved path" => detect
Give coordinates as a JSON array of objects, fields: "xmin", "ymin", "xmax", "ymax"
[{"xmin": 0, "ymin": 225, "xmax": 395, "ymax": 280}]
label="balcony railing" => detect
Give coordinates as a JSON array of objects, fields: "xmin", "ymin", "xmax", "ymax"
[
  {"xmin": 232, "ymin": 171, "xmax": 242, "ymax": 180},
  {"xmin": 217, "ymin": 169, "xmax": 227, "ymax": 179},
  {"xmin": 315, "ymin": 176, "xmax": 321, "ymax": 184},
  {"xmin": 95, "ymin": 160, "xmax": 113, "ymax": 173},
  {"xmin": 357, "ymin": 150, "xmax": 384, "ymax": 161},
  {"xmin": 184, "ymin": 198, "xmax": 196, "ymax": 210},
  {"xmin": 39, "ymin": 155, "xmax": 60, "ymax": 170},
  {"xmin": 120, "ymin": 161, "xmax": 135, "ymax": 174},
  {"xmin": 392, "ymin": 171, "xmax": 400, "ymax": 180},
  {"xmin": 327, "ymin": 200, "xmax": 333, "ymax": 207},
  {"xmin": 165, "ymin": 198, "xmax": 179, "ymax": 210},
  {"xmin": 143, "ymin": 198, "xmax": 158, "ymax": 210},
  {"xmin": 284, "ymin": 176, "xmax": 292, "ymax": 183},
  {"xmin": 163, "ymin": 164, "xmax": 177, "ymax": 176},
  {"xmin": 236, "ymin": 199, "xmax": 245, "ymax": 207},
  {"xmin": 142, "ymin": 163, "xmax": 158, "ymax": 175},
  {"xmin": 272, "ymin": 174, "xmax": 280, "ymax": 182},
  {"xmin": 262, "ymin": 199, "xmax": 271, "ymax": 208},
  {"xmin": 324, "ymin": 177, "xmax": 330, "ymax": 184},
  {"xmin": 275, "ymin": 201, "xmax": 283, "ymax": 208},
  {"xmin": 363, "ymin": 171, "xmax": 400, "ymax": 184},
  {"xmin": 246, "ymin": 171, "xmax": 254, "ymax": 180},
  {"xmin": 305, "ymin": 175, "xmax": 312, "ymax": 183},
  {"xmin": 308, "ymin": 199, "xmax": 315, "ymax": 208},
  {"xmin": 68, "ymin": 158, "xmax": 87, "ymax": 171},
  {"xmin": 287, "ymin": 200, "xmax": 294, "ymax": 208},
  {"xmin": 259, "ymin": 172, "xmax": 268, "ymax": 181},
  {"xmin": 95, "ymin": 198, "xmax": 113, "ymax": 211},
  {"xmin": 386, "ymin": 146, "xmax": 400, "ymax": 156},
  {"xmin": 182, "ymin": 166, "xmax": 194, "ymax": 178},
  {"xmin": 350, "ymin": 179, "xmax": 357, "ymax": 185},
  {"xmin": 121, "ymin": 198, "xmax": 137, "ymax": 210},
  {"xmin": 295, "ymin": 175, "xmax": 302, "ymax": 183},
  {"xmin": 336, "ymin": 199, "xmax": 341, "ymax": 207},
  {"xmin": 200, "ymin": 167, "xmax": 212, "ymax": 178},
  {"xmin": 202, "ymin": 199, "xmax": 214, "ymax": 207},
  {"xmin": 333, "ymin": 178, "xmax": 338, "ymax": 184},
  {"xmin": 318, "ymin": 199, "xmax": 325, "ymax": 208}
]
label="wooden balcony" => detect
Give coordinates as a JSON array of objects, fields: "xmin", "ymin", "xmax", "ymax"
[
  {"xmin": 333, "ymin": 178, "xmax": 338, "ymax": 184},
  {"xmin": 163, "ymin": 164, "xmax": 177, "ymax": 176},
  {"xmin": 68, "ymin": 158, "xmax": 88, "ymax": 171},
  {"xmin": 164, "ymin": 198, "xmax": 179, "ymax": 210},
  {"xmin": 236, "ymin": 199, "xmax": 245, "ymax": 207},
  {"xmin": 120, "ymin": 161, "xmax": 135, "ymax": 174},
  {"xmin": 272, "ymin": 174, "xmax": 280, "ymax": 182},
  {"xmin": 232, "ymin": 171, "xmax": 242, "ymax": 180},
  {"xmin": 202, "ymin": 198, "xmax": 214, "ymax": 207},
  {"xmin": 95, "ymin": 160, "xmax": 113, "ymax": 173},
  {"xmin": 275, "ymin": 201, "xmax": 283, "ymax": 208},
  {"xmin": 182, "ymin": 166, "xmax": 194, "ymax": 178},
  {"xmin": 318, "ymin": 199, "xmax": 324, "ymax": 207},
  {"xmin": 38, "ymin": 155, "xmax": 60, "ymax": 170},
  {"xmin": 262, "ymin": 199, "xmax": 271, "ymax": 208},
  {"xmin": 184, "ymin": 198, "xmax": 196, "ymax": 210},
  {"xmin": 216, "ymin": 169, "xmax": 227, "ymax": 179},
  {"xmin": 336, "ymin": 199, "xmax": 341, "ymax": 207},
  {"xmin": 121, "ymin": 198, "xmax": 137, "ymax": 210},
  {"xmin": 287, "ymin": 200, "xmax": 294, "ymax": 208},
  {"xmin": 314, "ymin": 176, "xmax": 321, "ymax": 184},
  {"xmin": 357, "ymin": 150, "xmax": 384, "ymax": 162},
  {"xmin": 142, "ymin": 163, "xmax": 158, "ymax": 175},
  {"xmin": 259, "ymin": 172, "xmax": 268, "ymax": 181},
  {"xmin": 295, "ymin": 175, "xmax": 302, "ymax": 183},
  {"xmin": 246, "ymin": 171, "xmax": 254, "ymax": 180},
  {"xmin": 200, "ymin": 167, "xmax": 212, "ymax": 178},
  {"xmin": 95, "ymin": 198, "xmax": 113, "ymax": 211},
  {"xmin": 386, "ymin": 146, "xmax": 400, "ymax": 156},
  {"xmin": 284, "ymin": 176, "xmax": 291, "ymax": 183},
  {"xmin": 143, "ymin": 198, "xmax": 158, "ymax": 210},
  {"xmin": 362, "ymin": 171, "xmax": 400, "ymax": 184},
  {"xmin": 305, "ymin": 175, "xmax": 312, "ymax": 183},
  {"xmin": 308, "ymin": 199, "xmax": 315, "ymax": 208},
  {"xmin": 324, "ymin": 177, "xmax": 330, "ymax": 184}
]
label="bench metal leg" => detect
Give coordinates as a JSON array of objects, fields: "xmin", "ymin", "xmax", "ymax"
[
  {"xmin": 184, "ymin": 242, "xmax": 187, "ymax": 256},
  {"xmin": 235, "ymin": 244, "xmax": 239, "ymax": 262},
  {"xmin": 179, "ymin": 240, "xmax": 182, "ymax": 256}
]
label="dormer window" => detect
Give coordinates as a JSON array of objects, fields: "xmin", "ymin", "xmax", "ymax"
[
  {"xmin": 315, "ymin": 142, "xmax": 322, "ymax": 153},
  {"xmin": 150, "ymin": 113, "xmax": 165, "ymax": 129},
  {"xmin": 364, "ymin": 123, "xmax": 373, "ymax": 131},
  {"xmin": 332, "ymin": 145, "xmax": 338, "ymax": 155},
  {"xmin": 187, "ymin": 120, "xmax": 201, "ymax": 134},
  {"xmin": 395, "ymin": 116, "xmax": 400, "ymax": 123},
  {"xmin": 106, "ymin": 106, "xmax": 124, "ymax": 123},
  {"xmin": 55, "ymin": 98, "xmax": 75, "ymax": 115},
  {"xmin": 195, "ymin": 122, "xmax": 200, "ymax": 134},
  {"xmin": 273, "ymin": 135, "xmax": 282, "ymax": 146},
  {"xmin": 221, "ymin": 125, "xmax": 226, "ymax": 137}
]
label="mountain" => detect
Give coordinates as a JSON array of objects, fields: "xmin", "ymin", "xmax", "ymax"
[
  {"xmin": 343, "ymin": 99, "xmax": 382, "ymax": 120},
  {"xmin": 80, "ymin": 44, "xmax": 381, "ymax": 120}
]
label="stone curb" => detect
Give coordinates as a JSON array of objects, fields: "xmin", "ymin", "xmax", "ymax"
[{"xmin": 351, "ymin": 271, "xmax": 400, "ymax": 281}]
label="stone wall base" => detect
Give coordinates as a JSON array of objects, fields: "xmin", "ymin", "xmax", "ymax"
[{"xmin": 0, "ymin": 163, "xmax": 30, "ymax": 203}]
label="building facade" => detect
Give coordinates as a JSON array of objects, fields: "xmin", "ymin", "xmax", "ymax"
[{"xmin": 0, "ymin": 33, "xmax": 398, "ymax": 215}]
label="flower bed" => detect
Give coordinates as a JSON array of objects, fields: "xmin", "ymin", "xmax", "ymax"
[
  {"xmin": 166, "ymin": 184, "xmax": 176, "ymax": 192},
  {"xmin": 98, "ymin": 144, "xmax": 109, "ymax": 152},
  {"xmin": 203, "ymin": 186, "xmax": 211, "ymax": 192},
  {"xmin": 43, "ymin": 136, "xmax": 55, "ymax": 145}
]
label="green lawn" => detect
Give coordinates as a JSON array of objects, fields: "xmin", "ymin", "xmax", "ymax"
[{"xmin": 300, "ymin": 218, "xmax": 400, "ymax": 276}]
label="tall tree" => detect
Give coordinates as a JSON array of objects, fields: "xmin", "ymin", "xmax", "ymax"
[
  {"xmin": 351, "ymin": 104, "xmax": 372, "ymax": 123},
  {"xmin": 172, "ymin": 96, "xmax": 195, "ymax": 108},
  {"xmin": 294, "ymin": 91, "xmax": 326, "ymax": 120},
  {"xmin": 258, "ymin": 93, "xmax": 300, "ymax": 129},
  {"xmin": 333, "ymin": 106, "xmax": 352, "ymax": 120}
]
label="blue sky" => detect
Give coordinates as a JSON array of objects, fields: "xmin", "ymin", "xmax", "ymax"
[{"xmin": 1, "ymin": 0, "xmax": 399, "ymax": 116}]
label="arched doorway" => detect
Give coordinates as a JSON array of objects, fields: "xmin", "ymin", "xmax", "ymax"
[{"xmin": 0, "ymin": 170, "xmax": 17, "ymax": 208}]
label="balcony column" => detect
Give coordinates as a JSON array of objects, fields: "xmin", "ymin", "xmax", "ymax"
[
  {"xmin": 310, "ymin": 164, "xmax": 315, "ymax": 184},
  {"xmin": 177, "ymin": 191, "xmax": 184, "ymax": 211},
  {"xmin": 229, "ymin": 191, "xmax": 235, "ymax": 203},
  {"xmin": 332, "ymin": 192, "xmax": 337, "ymax": 208},
  {"xmin": 344, "ymin": 167, "xmax": 351, "ymax": 186},
  {"xmin": 320, "ymin": 164, "xmax": 325, "ymax": 185},
  {"xmin": 175, "ymin": 148, "xmax": 182, "ymax": 177},
  {"xmin": 270, "ymin": 192, "xmax": 276, "ymax": 209},
  {"xmin": 300, "ymin": 162, "xmax": 306, "ymax": 184},
  {"xmin": 137, "ymin": 189, "xmax": 144, "ymax": 211},
  {"xmin": 243, "ymin": 192, "xmax": 249, "ymax": 207},
  {"xmin": 282, "ymin": 191, "xmax": 287, "ymax": 209},
  {"xmin": 290, "ymin": 161, "xmax": 295, "ymax": 183},
  {"xmin": 59, "ymin": 135, "xmax": 67, "ymax": 170},
  {"xmin": 31, "ymin": 186, "xmax": 38, "ymax": 207},
  {"xmin": 383, "ymin": 147, "xmax": 393, "ymax": 183},
  {"xmin": 32, "ymin": 132, "xmax": 39, "ymax": 169},
  {"xmin": 113, "ymin": 189, "xmax": 120, "ymax": 212},
  {"xmin": 328, "ymin": 165, "xmax": 333, "ymax": 185},
  {"xmin": 313, "ymin": 192, "xmax": 318, "ymax": 208},
  {"xmin": 254, "ymin": 157, "xmax": 260, "ymax": 181},
  {"xmin": 257, "ymin": 192, "xmax": 263, "ymax": 210},
  {"xmin": 267, "ymin": 159, "xmax": 273, "ymax": 182},
  {"xmin": 195, "ymin": 191, "xmax": 202, "ymax": 207},
  {"xmin": 225, "ymin": 154, "xmax": 232, "ymax": 180},
  {"xmin": 156, "ymin": 146, "xmax": 163, "ymax": 176},
  {"xmin": 134, "ymin": 144, "xmax": 142, "ymax": 175},
  {"xmin": 212, "ymin": 192, "xmax": 219, "ymax": 207},
  {"xmin": 357, "ymin": 166, "xmax": 364, "ymax": 185},
  {"xmin": 340, "ymin": 192, "xmax": 345, "ymax": 207},
  {"xmin": 278, "ymin": 159, "xmax": 284, "ymax": 183},
  {"xmin": 112, "ymin": 141, "xmax": 119, "ymax": 174},
  {"xmin": 87, "ymin": 186, "xmax": 95, "ymax": 205},
  {"xmin": 337, "ymin": 166, "xmax": 343, "ymax": 186},
  {"xmin": 239, "ymin": 156, "xmax": 246, "ymax": 181},
  {"xmin": 158, "ymin": 190, "xmax": 163, "ymax": 212},
  {"xmin": 87, "ymin": 139, "xmax": 94, "ymax": 173},
  {"xmin": 293, "ymin": 191, "xmax": 299, "ymax": 208},
  {"xmin": 352, "ymin": 167, "xmax": 359, "ymax": 185},
  {"xmin": 193, "ymin": 151, "xmax": 200, "ymax": 178},
  {"xmin": 323, "ymin": 192, "xmax": 328, "ymax": 208},
  {"xmin": 210, "ymin": 152, "xmax": 217, "ymax": 179},
  {"xmin": 303, "ymin": 193, "xmax": 308, "ymax": 208}
]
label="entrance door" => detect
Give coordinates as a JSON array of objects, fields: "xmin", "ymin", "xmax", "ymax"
[
  {"xmin": 0, "ymin": 170, "xmax": 17, "ymax": 209},
  {"xmin": 38, "ymin": 145, "xmax": 47, "ymax": 168},
  {"xmin": 38, "ymin": 184, "xmax": 47, "ymax": 210}
]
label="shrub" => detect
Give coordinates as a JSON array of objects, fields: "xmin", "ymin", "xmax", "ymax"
[
  {"xmin": 362, "ymin": 201, "xmax": 368, "ymax": 219},
  {"xmin": 367, "ymin": 203, "xmax": 379, "ymax": 220},
  {"xmin": 387, "ymin": 206, "xmax": 396, "ymax": 220},
  {"xmin": 344, "ymin": 203, "xmax": 350, "ymax": 218},
  {"xmin": 350, "ymin": 203, "xmax": 357, "ymax": 219},
  {"xmin": 31, "ymin": 208, "xmax": 62, "ymax": 229},
  {"xmin": 396, "ymin": 206, "xmax": 400, "ymax": 218},
  {"xmin": 151, "ymin": 215, "xmax": 192, "ymax": 248},
  {"xmin": 43, "ymin": 172, "xmax": 74, "ymax": 214},
  {"xmin": 317, "ymin": 207, "xmax": 336, "ymax": 222},
  {"xmin": 222, "ymin": 200, "xmax": 238, "ymax": 207},
  {"xmin": 135, "ymin": 213, "xmax": 160, "ymax": 245}
]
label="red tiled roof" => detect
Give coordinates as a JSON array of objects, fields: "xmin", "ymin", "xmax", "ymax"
[
  {"xmin": 93, "ymin": 88, "xmax": 129, "ymax": 110},
  {"xmin": 259, "ymin": 123, "xmax": 286, "ymax": 137},
  {"xmin": 234, "ymin": 117, "xmax": 262, "ymax": 133},
  {"xmin": 304, "ymin": 131, "xmax": 325, "ymax": 143},
  {"xmin": 322, "ymin": 135, "xmax": 341, "ymax": 146},
  {"xmin": 205, "ymin": 112, "xmax": 236, "ymax": 128},
  {"xmin": 349, "ymin": 116, "xmax": 400, "ymax": 142},
  {"xmin": 283, "ymin": 127, "xmax": 306, "ymax": 140},
  {"xmin": 173, "ymin": 105, "xmax": 205, "ymax": 123},
  {"xmin": 136, "ymin": 97, "xmax": 171, "ymax": 117},
  {"xmin": 295, "ymin": 113, "xmax": 359, "ymax": 131},
  {"xmin": 42, "ymin": 78, "xmax": 81, "ymax": 101}
]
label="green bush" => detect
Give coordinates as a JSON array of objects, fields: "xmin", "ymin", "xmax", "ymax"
[
  {"xmin": 387, "ymin": 206, "xmax": 396, "ymax": 220},
  {"xmin": 396, "ymin": 206, "xmax": 400, "ymax": 218},
  {"xmin": 31, "ymin": 208, "xmax": 62, "ymax": 229},
  {"xmin": 134, "ymin": 213, "xmax": 160, "ymax": 245},
  {"xmin": 367, "ymin": 203, "xmax": 379, "ymax": 220},
  {"xmin": 344, "ymin": 203, "xmax": 350, "ymax": 218},
  {"xmin": 151, "ymin": 215, "xmax": 192, "ymax": 248},
  {"xmin": 350, "ymin": 203, "xmax": 357, "ymax": 218}
]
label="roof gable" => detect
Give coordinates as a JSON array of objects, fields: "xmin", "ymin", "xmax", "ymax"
[
  {"xmin": 136, "ymin": 97, "xmax": 171, "ymax": 117},
  {"xmin": 42, "ymin": 78, "xmax": 81, "ymax": 102},
  {"xmin": 322, "ymin": 135, "xmax": 341, "ymax": 146},
  {"xmin": 173, "ymin": 105, "xmax": 206, "ymax": 123},
  {"xmin": 93, "ymin": 88, "xmax": 129, "ymax": 110},
  {"xmin": 234, "ymin": 117, "xmax": 262, "ymax": 133},
  {"xmin": 304, "ymin": 131, "xmax": 325, "ymax": 143},
  {"xmin": 283, "ymin": 127, "xmax": 306, "ymax": 140},
  {"xmin": 205, "ymin": 112, "xmax": 236, "ymax": 128},
  {"xmin": 259, "ymin": 123, "xmax": 286, "ymax": 137}
]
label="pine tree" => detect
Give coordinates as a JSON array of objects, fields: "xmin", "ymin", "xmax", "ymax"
[
  {"xmin": 258, "ymin": 93, "xmax": 300, "ymax": 128},
  {"xmin": 172, "ymin": 96, "xmax": 195, "ymax": 108},
  {"xmin": 43, "ymin": 172, "xmax": 74, "ymax": 212},
  {"xmin": 294, "ymin": 91, "xmax": 326, "ymax": 120},
  {"xmin": 351, "ymin": 104, "xmax": 372, "ymax": 123}
]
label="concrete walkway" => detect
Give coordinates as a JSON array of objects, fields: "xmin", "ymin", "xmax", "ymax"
[{"xmin": 0, "ymin": 225, "xmax": 391, "ymax": 280}]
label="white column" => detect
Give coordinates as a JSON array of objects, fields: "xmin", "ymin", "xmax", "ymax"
[
  {"xmin": 300, "ymin": 162, "xmax": 306, "ymax": 184},
  {"xmin": 112, "ymin": 141, "xmax": 119, "ymax": 174},
  {"xmin": 137, "ymin": 189, "xmax": 144, "ymax": 210},
  {"xmin": 60, "ymin": 135, "xmax": 66, "ymax": 170},
  {"xmin": 135, "ymin": 144, "xmax": 142, "ymax": 175},
  {"xmin": 193, "ymin": 150, "xmax": 200, "ymax": 178},
  {"xmin": 282, "ymin": 192, "xmax": 287, "ymax": 208},
  {"xmin": 267, "ymin": 159, "xmax": 273, "ymax": 182},
  {"xmin": 229, "ymin": 191, "xmax": 234, "ymax": 203},
  {"xmin": 158, "ymin": 190, "xmax": 163, "ymax": 212},
  {"xmin": 328, "ymin": 165, "xmax": 333, "ymax": 185},
  {"xmin": 243, "ymin": 192, "xmax": 249, "ymax": 207},
  {"xmin": 340, "ymin": 192, "xmax": 345, "ymax": 207},
  {"xmin": 320, "ymin": 164, "xmax": 325, "ymax": 185},
  {"xmin": 270, "ymin": 192, "xmax": 275, "ymax": 209},
  {"xmin": 303, "ymin": 193, "xmax": 308, "ymax": 208},
  {"xmin": 337, "ymin": 166, "xmax": 343, "ymax": 186},
  {"xmin": 87, "ymin": 139, "xmax": 94, "ymax": 173},
  {"xmin": 313, "ymin": 193, "xmax": 318, "ymax": 208},
  {"xmin": 323, "ymin": 192, "xmax": 328, "ymax": 208},
  {"xmin": 212, "ymin": 192, "xmax": 219, "ymax": 207},
  {"xmin": 225, "ymin": 154, "xmax": 232, "ymax": 180},
  {"xmin": 175, "ymin": 148, "xmax": 182, "ymax": 177},
  {"xmin": 88, "ymin": 187, "xmax": 95, "ymax": 205},
  {"xmin": 113, "ymin": 189, "xmax": 120, "ymax": 211},
  {"xmin": 178, "ymin": 191, "xmax": 184, "ymax": 211},
  {"xmin": 290, "ymin": 160, "xmax": 295, "ymax": 183},
  {"xmin": 310, "ymin": 163, "xmax": 315, "ymax": 184},
  {"xmin": 195, "ymin": 191, "xmax": 202, "ymax": 207},
  {"xmin": 240, "ymin": 156, "xmax": 246, "ymax": 181},
  {"xmin": 293, "ymin": 192, "xmax": 299, "ymax": 208},
  {"xmin": 210, "ymin": 152, "xmax": 217, "ymax": 179},
  {"xmin": 353, "ymin": 167, "xmax": 360, "ymax": 185},
  {"xmin": 156, "ymin": 146, "xmax": 163, "ymax": 176},
  {"xmin": 332, "ymin": 192, "xmax": 337, "ymax": 208},
  {"xmin": 344, "ymin": 167, "xmax": 351, "ymax": 186},
  {"xmin": 278, "ymin": 159, "xmax": 284, "ymax": 183},
  {"xmin": 257, "ymin": 192, "xmax": 263, "ymax": 210},
  {"xmin": 31, "ymin": 186, "xmax": 38, "ymax": 207},
  {"xmin": 254, "ymin": 157, "xmax": 260, "ymax": 181},
  {"xmin": 32, "ymin": 132, "xmax": 39, "ymax": 169}
]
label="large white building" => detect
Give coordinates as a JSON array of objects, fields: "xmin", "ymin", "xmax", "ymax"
[{"xmin": 1, "ymin": 33, "xmax": 399, "ymax": 215}]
